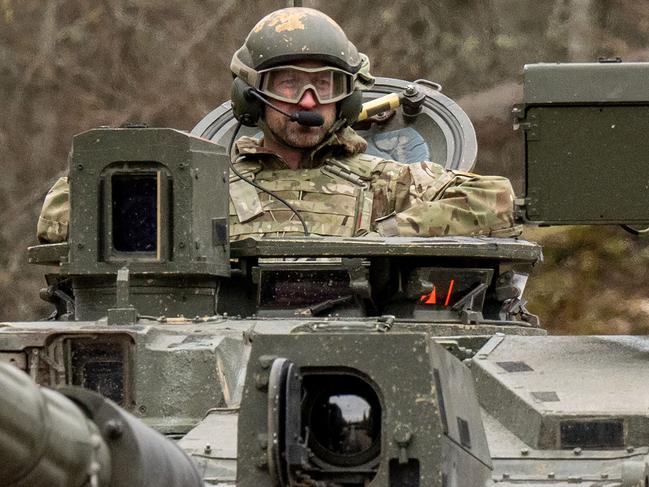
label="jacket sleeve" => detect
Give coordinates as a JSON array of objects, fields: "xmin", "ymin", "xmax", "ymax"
[
  {"xmin": 370, "ymin": 160, "xmax": 521, "ymax": 237},
  {"xmin": 37, "ymin": 177, "xmax": 70, "ymax": 243}
]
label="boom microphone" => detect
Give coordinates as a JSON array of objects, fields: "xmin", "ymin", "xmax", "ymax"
[
  {"xmin": 245, "ymin": 88, "xmax": 325, "ymax": 127},
  {"xmin": 289, "ymin": 111, "xmax": 325, "ymax": 127}
]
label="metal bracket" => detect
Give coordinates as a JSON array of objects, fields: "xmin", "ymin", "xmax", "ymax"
[
  {"xmin": 108, "ymin": 267, "xmax": 138, "ymax": 325},
  {"xmin": 401, "ymin": 84, "xmax": 426, "ymax": 120}
]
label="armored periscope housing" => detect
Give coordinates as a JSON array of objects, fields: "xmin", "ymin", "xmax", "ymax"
[
  {"xmin": 31, "ymin": 127, "xmax": 230, "ymax": 321},
  {"xmin": 3, "ymin": 61, "xmax": 649, "ymax": 487},
  {"xmin": 238, "ymin": 335, "xmax": 492, "ymax": 487}
]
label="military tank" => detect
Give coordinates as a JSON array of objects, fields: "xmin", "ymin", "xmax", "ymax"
[{"xmin": 2, "ymin": 61, "xmax": 649, "ymax": 487}]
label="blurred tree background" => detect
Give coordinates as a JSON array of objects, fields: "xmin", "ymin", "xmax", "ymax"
[{"xmin": 1, "ymin": 0, "xmax": 649, "ymax": 333}]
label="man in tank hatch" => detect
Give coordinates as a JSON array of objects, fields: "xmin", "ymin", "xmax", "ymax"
[{"xmin": 37, "ymin": 7, "xmax": 520, "ymax": 243}]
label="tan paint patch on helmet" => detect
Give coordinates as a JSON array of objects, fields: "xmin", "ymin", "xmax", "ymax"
[{"xmin": 253, "ymin": 9, "xmax": 307, "ymax": 33}]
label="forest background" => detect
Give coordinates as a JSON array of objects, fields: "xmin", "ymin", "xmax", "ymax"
[{"xmin": 2, "ymin": 0, "xmax": 649, "ymax": 334}]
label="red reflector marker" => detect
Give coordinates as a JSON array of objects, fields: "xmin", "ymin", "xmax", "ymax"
[
  {"xmin": 420, "ymin": 286, "xmax": 437, "ymax": 305},
  {"xmin": 444, "ymin": 279, "xmax": 455, "ymax": 307}
]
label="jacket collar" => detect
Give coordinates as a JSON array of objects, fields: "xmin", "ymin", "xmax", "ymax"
[{"xmin": 234, "ymin": 126, "xmax": 368, "ymax": 169}]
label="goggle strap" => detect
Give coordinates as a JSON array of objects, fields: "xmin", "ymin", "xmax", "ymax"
[{"xmin": 230, "ymin": 53, "xmax": 262, "ymax": 88}]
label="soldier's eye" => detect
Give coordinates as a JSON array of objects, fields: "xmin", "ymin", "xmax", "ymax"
[{"xmin": 278, "ymin": 78, "xmax": 298, "ymax": 91}]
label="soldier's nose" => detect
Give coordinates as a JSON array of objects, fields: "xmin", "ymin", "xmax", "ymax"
[{"xmin": 298, "ymin": 89, "xmax": 318, "ymax": 110}]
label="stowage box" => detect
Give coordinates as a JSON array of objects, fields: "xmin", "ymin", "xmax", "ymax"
[{"xmin": 518, "ymin": 62, "xmax": 649, "ymax": 225}]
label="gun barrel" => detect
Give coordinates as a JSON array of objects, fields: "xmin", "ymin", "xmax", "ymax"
[
  {"xmin": 0, "ymin": 361, "xmax": 111, "ymax": 487},
  {"xmin": 0, "ymin": 362, "xmax": 202, "ymax": 487}
]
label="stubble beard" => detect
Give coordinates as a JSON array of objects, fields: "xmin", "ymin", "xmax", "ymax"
[{"xmin": 265, "ymin": 109, "xmax": 336, "ymax": 149}]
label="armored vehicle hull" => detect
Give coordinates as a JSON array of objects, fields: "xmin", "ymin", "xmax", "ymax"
[
  {"xmin": 3, "ymin": 311, "xmax": 649, "ymax": 485},
  {"xmin": 4, "ymin": 61, "xmax": 649, "ymax": 486}
]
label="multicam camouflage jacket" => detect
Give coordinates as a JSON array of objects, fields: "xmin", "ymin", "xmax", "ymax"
[
  {"xmin": 36, "ymin": 127, "xmax": 520, "ymax": 243},
  {"xmin": 228, "ymin": 127, "xmax": 520, "ymax": 240}
]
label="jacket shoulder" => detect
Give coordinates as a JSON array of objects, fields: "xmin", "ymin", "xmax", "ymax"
[{"xmin": 333, "ymin": 152, "xmax": 386, "ymax": 179}]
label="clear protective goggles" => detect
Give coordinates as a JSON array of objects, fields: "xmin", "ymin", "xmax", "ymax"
[{"xmin": 258, "ymin": 65, "xmax": 355, "ymax": 104}]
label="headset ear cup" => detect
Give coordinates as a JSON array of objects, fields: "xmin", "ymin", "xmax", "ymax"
[
  {"xmin": 231, "ymin": 77, "xmax": 263, "ymax": 127},
  {"xmin": 338, "ymin": 90, "xmax": 363, "ymax": 125}
]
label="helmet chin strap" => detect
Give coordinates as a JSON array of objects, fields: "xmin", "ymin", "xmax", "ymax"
[
  {"xmin": 305, "ymin": 118, "xmax": 348, "ymax": 160},
  {"xmin": 328, "ymin": 118, "xmax": 348, "ymax": 137}
]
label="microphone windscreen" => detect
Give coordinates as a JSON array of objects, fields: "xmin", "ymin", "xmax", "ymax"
[{"xmin": 292, "ymin": 111, "xmax": 325, "ymax": 127}]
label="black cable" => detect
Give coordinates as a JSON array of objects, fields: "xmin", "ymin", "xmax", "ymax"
[
  {"xmin": 621, "ymin": 224, "xmax": 649, "ymax": 236},
  {"xmin": 227, "ymin": 121, "xmax": 310, "ymax": 237}
]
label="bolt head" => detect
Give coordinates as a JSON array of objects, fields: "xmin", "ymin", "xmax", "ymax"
[
  {"xmin": 104, "ymin": 419, "xmax": 124, "ymax": 440},
  {"xmin": 255, "ymin": 456, "xmax": 268, "ymax": 469},
  {"xmin": 393, "ymin": 423, "xmax": 412, "ymax": 445},
  {"xmin": 254, "ymin": 372, "xmax": 269, "ymax": 390},
  {"xmin": 404, "ymin": 84, "xmax": 417, "ymax": 96}
]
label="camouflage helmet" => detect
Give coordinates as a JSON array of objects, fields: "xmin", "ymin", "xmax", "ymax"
[
  {"xmin": 232, "ymin": 7, "xmax": 363, "ymax": 75},
  {"xmin": 231, "ymin": 7, "xmax": 366, "ymax": 127}
]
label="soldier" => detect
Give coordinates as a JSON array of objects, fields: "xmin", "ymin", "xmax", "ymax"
[{"xmin": 37, "ymin": 7, "xmax": 520, "ymax": 243}]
